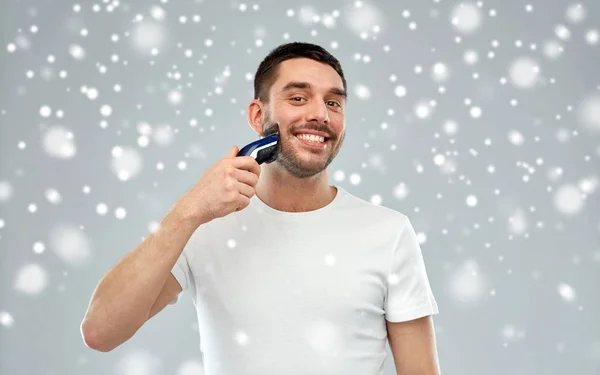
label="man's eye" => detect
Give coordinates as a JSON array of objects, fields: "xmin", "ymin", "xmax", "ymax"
[
  {"xmin": 291, "ymin": 97, "xmax": 305, "ymax": 102},
  {"xmin": 327, "ymin": 101, "xmax": 340, "ymax": 107}
]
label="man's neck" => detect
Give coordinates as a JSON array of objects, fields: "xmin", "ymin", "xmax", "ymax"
[{"xmin": 254, "ymin": 167, "xmax": 337, "ymax": 213}]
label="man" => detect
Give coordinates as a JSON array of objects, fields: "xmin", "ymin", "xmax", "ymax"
[{"xmin": 80, "ymin": 42, "xmax": 441, "ymax": 375}]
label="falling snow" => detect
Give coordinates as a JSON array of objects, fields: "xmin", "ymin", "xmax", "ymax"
[
  {"xmin": 450, "ymin": 2, "xmax": 483, "ymax": 34},
  {"xmin": 14, "ymin": 263, "xmax": 48, "ymax": 294},
  {"xmin": 48, "ymin": 224, "xmax": 92, "ymax": 266},
  {"xmin": 1, "ymin": 1, "xmax": 599, "ymax": 375}
]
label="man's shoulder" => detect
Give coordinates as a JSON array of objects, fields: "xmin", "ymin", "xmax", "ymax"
[{"xmin": 341, "ymin": 188, "xmax": 409, "ymax": 224}]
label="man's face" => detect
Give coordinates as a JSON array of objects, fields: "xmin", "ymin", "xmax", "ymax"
[{"xmin": 261, "ymin": 58, "xmax": 346, "ymax": 179}]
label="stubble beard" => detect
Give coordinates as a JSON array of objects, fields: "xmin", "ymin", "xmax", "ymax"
[{"xmin": 261, "ymin": 114, "xmax": 344, "ymax": 179}]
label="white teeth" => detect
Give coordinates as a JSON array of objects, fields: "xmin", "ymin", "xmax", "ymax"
[{"xmin": 296, "ymin": 134, "xmax": 325, "ymax": 143}]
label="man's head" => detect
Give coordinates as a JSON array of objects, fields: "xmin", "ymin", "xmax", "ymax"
[{"xmin": 247, "ymin": 42, "xmax": 347, "ymax": 179}]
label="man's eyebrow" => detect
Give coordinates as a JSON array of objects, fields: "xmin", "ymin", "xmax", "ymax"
[
  {"xmin": 328, "ymin": 87, "xmax": 347, "ymax": 99},
  {"xmin": 280, "ymin": 81, "xmax": 347, "ymax": 99}
]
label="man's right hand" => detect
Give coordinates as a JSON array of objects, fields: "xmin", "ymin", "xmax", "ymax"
[{"xmin": 176, "ymin": 145, "xmax": 261, "ymax": 225}]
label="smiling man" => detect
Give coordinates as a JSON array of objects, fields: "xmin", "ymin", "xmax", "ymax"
[
  {"xmin": 81, "ymin": 42, "xmax": 440, "ymax": 375},
  {"xmin": 248, "ymin": 51, "xmax": 347, "ymax": 210}
]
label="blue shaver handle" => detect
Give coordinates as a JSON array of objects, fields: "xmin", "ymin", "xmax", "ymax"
[{"xmin": 236, "ymin": 133, "xmax": 279, "ymax": 164}]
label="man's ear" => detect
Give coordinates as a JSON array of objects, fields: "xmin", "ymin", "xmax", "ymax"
[{"xmin": 247, "ymin": 99, "xmax": 264, "ymax": 135}]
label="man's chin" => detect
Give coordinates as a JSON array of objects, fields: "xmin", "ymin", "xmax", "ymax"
[{"xmin": 274, "ymin": 156, "xmax": 328, "ymax": 177}]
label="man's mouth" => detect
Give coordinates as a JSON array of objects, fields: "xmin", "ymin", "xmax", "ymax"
[
  {"xmin": 293, "ymin": 133, "xmax": 331, "ymax": 150},
  {"xmin": 294, "ymin": 133, "xmax": 328, "ymax": 144}
]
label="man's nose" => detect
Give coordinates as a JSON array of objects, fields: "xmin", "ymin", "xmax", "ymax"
[{"xmin": 306, "ymin": 100, "xmax": 330, "ymax": 124}]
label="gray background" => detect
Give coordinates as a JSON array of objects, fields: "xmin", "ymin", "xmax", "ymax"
[{"xmin": 1, "ymin": 0, "xmax": 599, "ymax": 374}]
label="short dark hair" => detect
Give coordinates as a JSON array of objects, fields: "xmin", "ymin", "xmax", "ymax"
[{"xmin": 253, "ymin": 42, "xmax": 347, "ymax": 103}]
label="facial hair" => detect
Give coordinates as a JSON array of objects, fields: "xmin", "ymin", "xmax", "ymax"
[{"xmin": 261, "ymin": 114, "xmax": 345, "ymax": 179}]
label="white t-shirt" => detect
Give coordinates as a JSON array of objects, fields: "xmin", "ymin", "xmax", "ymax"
[{"xmin": 170, "ymin": 184, "xmax": 438, "ymax": 375}]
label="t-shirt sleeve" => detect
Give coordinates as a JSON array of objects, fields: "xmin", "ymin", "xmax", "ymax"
[
  {"xmin": 384, "ymin": 215, "xmax": 439, "ymax": 322},
  {"xmin": 168, "ymin": 229, "xmax": 200, "ymax": 305}
]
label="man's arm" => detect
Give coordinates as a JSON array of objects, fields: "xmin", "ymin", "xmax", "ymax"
[
  {"xmin": 386, "ymin": 315, "xmax": 441, "ymax": 375},
  {"xmin": 80, "ymin": 202, "xmax": 204, "ymax": 352}
]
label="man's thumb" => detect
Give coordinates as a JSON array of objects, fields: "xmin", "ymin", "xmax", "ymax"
[{"xmin": 226, "ymin": 145, "xmax": 239, "ymax": 158}]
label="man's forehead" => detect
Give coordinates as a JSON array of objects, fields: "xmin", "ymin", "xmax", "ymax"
[{"xmin": 275, "ymin": 59, "xmax": 343, "ymax": 87}]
